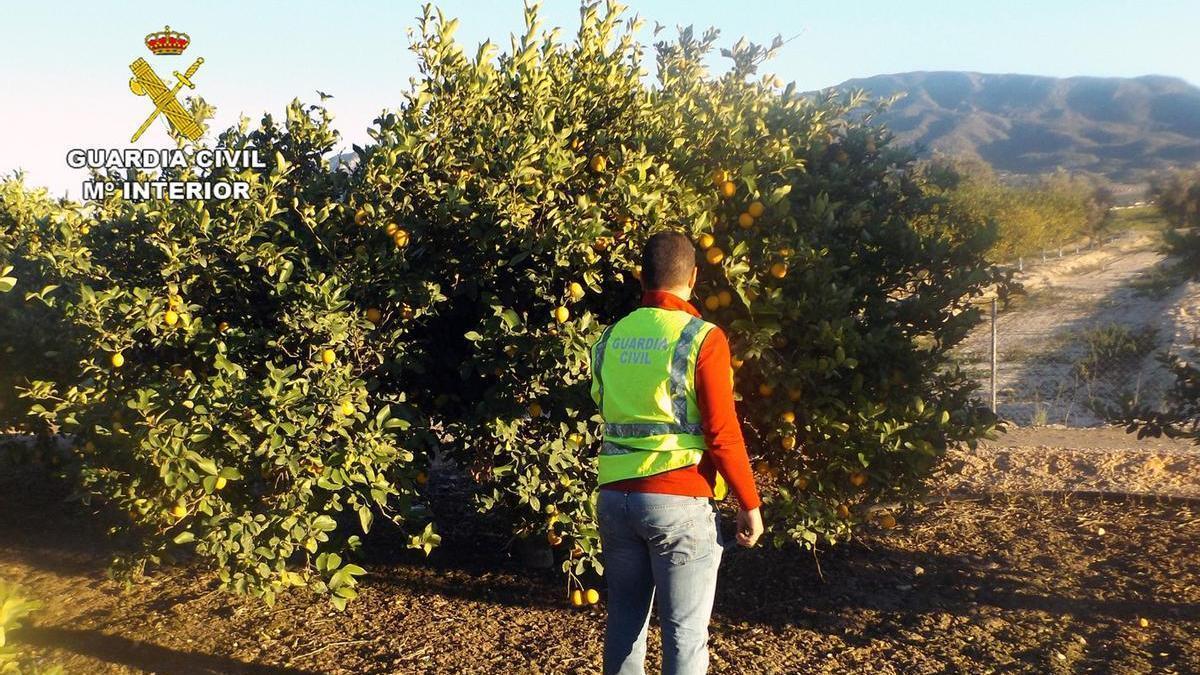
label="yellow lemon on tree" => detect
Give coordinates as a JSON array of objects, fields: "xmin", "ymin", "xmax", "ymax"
[
  {"xmin": 340, "ymin": 401, "xmax": 356, "ymax": 417},
  {"xmin": 586, "ymin": 589, "xmax": 600, "ymax": 605},
  {"xmin": 320, "ymin": 349, "xmax": 336, "ymax": 365},
  {"xmin": 393, "ymin": 229, "xmax": 410, "ymax": 248},
  {"xmin": 164, "ymin": 310, "xmax": 179, "ymax": 327},
  {"xmin": 717, "ymin": 290, "xmax": 732, "ymax": 307},
  {"xmin": 215, "ymin": 476, "xmax": 228, "ymax": 490},
  {"xmin": 780, "ymin": 410, "xmax": 795, "ymax": 424},
  {"xmin": 780, "ymin": 435, "xmax": 797, "ymax": 450},
  {"xmin": 366, "ymin": 307, "xmax": 382, "ymax": 324},
  {"xmin": 554, "ymin": 306, "xmax": 570, "ymax": 323},
  {"xmin": 631, "ymin": 266, "xmax": 642, "ymax": 281},
  {"xmin": 737, "ymin": 212, "xmax": 755, "ymax": 229},
  {"xmin": 354, "ymin": 208, "xmax": 369, "ymax": 225},
  {"xmin": 590, "ymin": 154, "xmax": 607, "ymax": 173},
  {"xmin": 748, "ymin": 201, "xmax": 765, "ymax": 218},
  {"xmin": 171, "ymin": 504, "xmax": 187, "ymax": 519},
  {"xmin": 571, "ymin": 589, "xmax": 584, "ymax": 607},
  {"xmin": 719, "ymin": 180, "xmax": 736, "ymax": 199},
  {"xmin": 704, "ymin": 295, "xmax": 721, "ymax": 311},
  {"xmin": 385, "ymin": 222, "xmax": 399, "ymax": 236},
  {"xmin": 110, "ymin": 352, "xmax": 125, "ymax": 368},
  {"xmin": 705, "ymin": 247, "xmax": 725, "ymax": 265},
  {"xmin": 698, "ymin": 233, "xmax": 715, "ymax": 249},
  {"xmin": 770, "ymin": 262, "xmax": 788, "ymax": 279},
  {"xmin": 568, "ymin": 282, "xmax": 585, "ymax": 301}
]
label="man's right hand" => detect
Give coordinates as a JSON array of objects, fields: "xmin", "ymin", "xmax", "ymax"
[{"xmin": 735, "ymin": 506, "xmax": 763, "ymax": 547}]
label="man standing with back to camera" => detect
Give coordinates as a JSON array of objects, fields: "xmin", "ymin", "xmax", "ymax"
[{"xmin": 591, "ymin": 231, "xmax": 764, "ymax": 674}]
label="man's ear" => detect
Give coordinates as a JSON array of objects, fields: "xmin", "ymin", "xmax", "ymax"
[{"xmin": 688, "ymin": 266, "xmax": 698, "ymax": 288}]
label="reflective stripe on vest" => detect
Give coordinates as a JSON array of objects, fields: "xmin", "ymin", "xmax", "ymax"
[{"xmin": 591, "ymin": 307, "xmax": 727, "ymax": 499}]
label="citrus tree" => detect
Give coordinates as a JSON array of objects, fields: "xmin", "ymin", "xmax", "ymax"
[
  {"xmin": 7, "ymin": 102, "xmax": 437, "ymax": 608},
  {"xmin": 351, "ymin": 0, "xmax": 1001, "ymax": 590}
]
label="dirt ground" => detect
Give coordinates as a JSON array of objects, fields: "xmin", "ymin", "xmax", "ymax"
[{"xmin": 3, "ymin": 427, "xmax": 1199, "ymax": 675}]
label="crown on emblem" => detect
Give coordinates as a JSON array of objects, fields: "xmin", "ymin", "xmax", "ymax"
[{"xmin": 144, "ymin": 26, "xmax": 190, "ymax": 55}]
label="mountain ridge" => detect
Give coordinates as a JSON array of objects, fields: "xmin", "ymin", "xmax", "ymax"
[{"xmin": 827, "ymin": 71, "xmax": 1200, "ymax": 181}]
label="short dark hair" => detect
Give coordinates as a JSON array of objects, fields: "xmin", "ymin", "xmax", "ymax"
[{"xmin": 641, "ymin": 231, "xmax": 696, "ymax": 290}]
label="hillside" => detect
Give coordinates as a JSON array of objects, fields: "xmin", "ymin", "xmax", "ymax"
[{"xmin": 832, "ymin": 71, "xmax": 1200, "ymax": 180}]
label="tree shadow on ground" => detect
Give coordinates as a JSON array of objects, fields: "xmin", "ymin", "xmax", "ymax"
[{"xmin": 15, "ymin": 626, "xmax": 319, "ymax": 675}]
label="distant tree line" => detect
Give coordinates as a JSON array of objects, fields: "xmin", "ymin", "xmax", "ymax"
[{"xmin": 922, "ymin": 156, "xmax": 1112, "ymax": 262}]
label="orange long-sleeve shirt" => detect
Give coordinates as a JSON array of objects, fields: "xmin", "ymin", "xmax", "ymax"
[{"xmin": 599, "ymin": 291, "xmax": 762, "ymax": 510}]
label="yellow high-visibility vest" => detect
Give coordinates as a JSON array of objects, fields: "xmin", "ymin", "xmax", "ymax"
[{"xmin": 590, "ymin": 306, "xmax": 727, "ymax": 499}]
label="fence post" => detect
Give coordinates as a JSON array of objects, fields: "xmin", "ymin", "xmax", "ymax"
[
  {"xmin": 990, "ymin": 297, "xmax": 998, "ymax": 414},
  {"xmin": 1018, "ymin": 256, "xmax": 1023, "ymax": 272}
]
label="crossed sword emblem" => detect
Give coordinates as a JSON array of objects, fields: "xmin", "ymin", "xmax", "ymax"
[{"xmin": 128, "ymin": 57, "xmax": 204, "ymax": 142}]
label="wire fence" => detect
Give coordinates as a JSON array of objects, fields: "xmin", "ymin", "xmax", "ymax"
[{"xmin": 955, "ymin": 232, "xmax": 1190, "ymax": 427}]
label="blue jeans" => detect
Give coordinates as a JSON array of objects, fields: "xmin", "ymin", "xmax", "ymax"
[{"xmin": 597, "ymin": 490, "xmax": 724, "ymax": 675}]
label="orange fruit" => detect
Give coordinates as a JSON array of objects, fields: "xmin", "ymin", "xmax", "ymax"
[
  {"xmin": 748, "ymin": 201, "xmax": 765, "ymax": 218},
  {"xmin": 554, "ymin": 306, "xmax": 570, "ymax": 323},
  {"xmin": 780, "ymin": 410, "xmax": 795, "ymax": 424},
  {"xmin": 705, "ymin": 247, "xmax": 725, "ymax": 265},
  {"xmin": 717, "ymin": 290, "xmax": 732, "ymax": 307},
  {"xmin": 738, "ymin": 212, "xmax": 754, "ymax": 229},
  {"xmin": 590, "ymin": 154, "xmax": 607, "ymax": 173},
  {"xmin": 758, "ymin": 382, "xmax": 775, "ymax": 397},
  {"xmin": 788, "ymin": 387, "xmax": 802, "ymax": 402},
  {"xmin": 850, "ymin": 472, "xmax": 867, "ymax": 487},
  {"xmin": 710, "ymin": 168, "xmax": 729, "ymax": 185},
  {"xmin": 320, "ymin": 349, "xmax": 336, "ymax": 365},
  {"xmin": 393, "ymin": 229, "xmax": 410, "ymax": 248},
  {"xmin": 354, "ymin": 209, "xmax": 368, "ymax": 225},
  {"xmin": 795, "ymin": 476, "xmax": 809, "ymax": 490},
  {"xmin": 385, "ymin": 222, "xmax": 399, "ymax": 236},
  {"xmin": 415, "ymin": 471, "xmax": 428, "ymax": 486},
  {"xmin": 1138, "ymin": 617, "xmax": 1150, "ymax": 628},
  {"xmin": 585, "ymin": 589, "xmax": 600, "ymax": 605},
  {"xmin": 770, "ymin": 263, "xmax": 788, "ymax": 279},
  {"xmin": 704, "ymin": 295, "xmax": 721, "ymax": 311},
  {"xmin": 698, "ymin": 233, "xmax": 715, "ymax": 249},
  {"xmin": 217, "ymin": 321, "xmax": 229, "ymax": 333},
  {"xmin": 110, "ymin": 352, "xmax": 125, "ymax": 368},
  {"xmin": 547, "ymin": 531, "xmax": 563, "ymax": 547},
  {"xmin": 719, "ymin": 180, "xmax": 736, "ymax": 199},
  {"xmin": 731, "ymin": 356, "xmax": 744, "ymax": 370},
  {"xmin": 780, "ymin": 435, "xmax": 797, "ymax": 450},
  {"xmin": 365, "ymin": 307, "xmax": 382, "ymax": 324},
  {"xmin": 401, "ymin": 304, "xmax": 415, "ymax": 320},
  {"xmin": 528, "ymin": 402, "xmax": 543, "ymax": 418},
  {"xmin": 568, "ymin": 282, "xmax": 585, "ymax": 301},
  {"xmin": 836, "ymin": 504, "xmax": 851, "ymax": 519}
]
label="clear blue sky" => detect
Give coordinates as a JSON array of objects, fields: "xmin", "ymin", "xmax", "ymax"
[{"xmin": 1, "ymin": 0, "xmax": 1196, "ymax": 196}]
